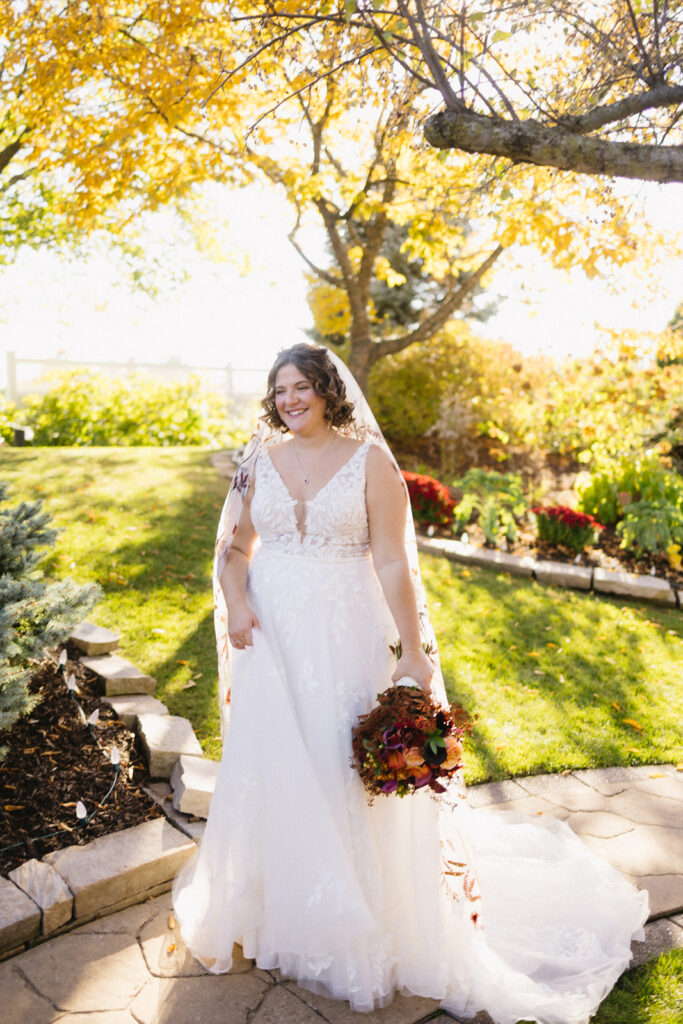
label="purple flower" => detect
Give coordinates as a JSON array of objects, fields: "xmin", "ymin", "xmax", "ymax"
[
  {"xmin": 382, "ymin": 728, "xmax": 402, "ymax": 749},
  {"xmin": 381, "ymin": 779, "xmax": 399, "ymax": 794}
]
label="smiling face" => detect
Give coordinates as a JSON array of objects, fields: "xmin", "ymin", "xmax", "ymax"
[{"xmin": 274, "ymin": 363, "xmax": 329, "ymax": 437}]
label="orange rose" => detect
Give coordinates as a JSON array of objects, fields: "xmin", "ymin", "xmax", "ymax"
[
  {"xmin": 411, "ymin": 764, "xmax": 432, "ymax": 784},
  {"xmin": 404, "ymin": 746, "xmax": 425, "ymax": 768},
  {"xmin": 443, "ymin": 735, "xmax": 463, "ymax": 770},
  {"xmin": 386, "ymin": 750, "xmax": 406, "ymax": 770}
]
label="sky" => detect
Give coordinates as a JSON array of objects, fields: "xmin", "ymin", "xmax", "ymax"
[{"xmin": 1, "ymin": 175, "xmax": 682, "ymax": 402}]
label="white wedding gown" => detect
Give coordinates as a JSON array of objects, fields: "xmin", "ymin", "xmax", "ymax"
[{"xmin": 172, "ymin": 442, "xmax": 648, "ymax": 1024}]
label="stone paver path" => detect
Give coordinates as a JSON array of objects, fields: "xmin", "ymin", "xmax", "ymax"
[{"xmin": 3, "ymin": 764, "xmax": 682, "ymax": 1024}]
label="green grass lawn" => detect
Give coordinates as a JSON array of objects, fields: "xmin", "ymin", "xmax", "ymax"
[
  {"xmin": 3, "ymin": 446, "xmax": 682, "ymax": 1019},
  {"xmin": 3, "ymin": 446, "xmax": 682, "ymax": 776}
]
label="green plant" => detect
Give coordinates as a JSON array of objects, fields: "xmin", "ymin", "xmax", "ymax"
[
  {"xmin": 532, "ymin": 505, "xmax": 604, "ymax": 553},
  {"xmin": 575, "ymin": 452, "xmax": 683, "ymax": 526},
  {"xmin": 9, "ymin": 369, "xmax": 247, "ymax": 448},
  {"xmin": 0, "ymin": 483, "xmax": 100, "ymax": 759},
  {"xmin": 616, "ymin": 499, "xmax": 683, "ymax": 555},
  {"xmin": 452, "ymin": 468, "xmax": 528, "ymax": 546}
]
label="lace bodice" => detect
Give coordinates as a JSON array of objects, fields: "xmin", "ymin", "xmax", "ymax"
[{"xmin": 251, "ymin": 442, "xmax": 371, "ymax": 558}]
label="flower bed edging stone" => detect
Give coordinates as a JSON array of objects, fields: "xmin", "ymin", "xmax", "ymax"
[{"xmin": 417, "ymin": 536, "xmax": 680, "ymax": 609}]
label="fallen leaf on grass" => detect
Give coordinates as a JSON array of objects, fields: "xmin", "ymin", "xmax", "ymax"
[
  {"xmin": 648, "ymin": 773, "xmax": 667, "ymax": 779},
  {"xmin": 622, "ymin": 719, "xmax": 644, "ymax": 732},
  {"xmin": 176, "ymin": 660, "xmax": 189, "ymax": 665},
  {"xmin": 182, "ymin": 681, "xmax": 196, "ymax": 690},
  {"xmin": 612, "ymin": 701, "xmax": 622, "ymax": 711}
]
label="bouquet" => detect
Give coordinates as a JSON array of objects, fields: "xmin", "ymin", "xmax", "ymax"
[{"xmin": 351, "ymin": 682, "xmax": 470, "ymax": 800}]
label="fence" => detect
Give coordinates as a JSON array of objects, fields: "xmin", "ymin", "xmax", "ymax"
[{"xmin": 4, "ymin": 351, "xmax": 268, "ymax": 417}]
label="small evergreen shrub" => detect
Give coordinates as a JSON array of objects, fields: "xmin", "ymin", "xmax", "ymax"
[
  {"xmin": 532, "ymin": 505, "xmax": 605, "ymax": 553},
  {"xmin": 616, "ymin": 499, "xmax": 683, "ymax": 556},
  {"xmin": 452, "ymin": 469, "xmax": 527, "ymax": 547},
  {"xmin": 575, "ymin": 453, "xmax": 683, "ymax": 526},
  {"xmin": 402, "ymin": 471, "xmax": 455, "ymax": 527},
  {"xmin": 0, "ymin": 483, "xmax": 100, "ymax": 759}
]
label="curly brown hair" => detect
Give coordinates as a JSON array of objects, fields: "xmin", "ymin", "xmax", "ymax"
[{"xmin": 261, "ymin": 344, "xmax": 355, "ymax": 431}]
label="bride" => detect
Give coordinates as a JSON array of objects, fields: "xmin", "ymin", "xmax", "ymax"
[{"xmin": 172, "ymin": 343, "xmax": 648, "ymax": 1024}]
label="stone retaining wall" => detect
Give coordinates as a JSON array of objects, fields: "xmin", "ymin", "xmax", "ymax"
[{"xmin": 418, "ymin": 536, "xmax": 682, "ymax": 608}]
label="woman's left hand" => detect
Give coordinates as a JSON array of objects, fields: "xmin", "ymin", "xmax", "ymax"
[{"xmin": 392, "ymin": 648, "xmax": 434, "ymax": 694}]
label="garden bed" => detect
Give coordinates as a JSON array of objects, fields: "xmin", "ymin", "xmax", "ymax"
[
  {"xmin": 0, "ymin": 646, "xmax": 162, "ymax": 876},
  {"xmin": 455, "ymin": 520, "xmax": 683, "ymax": 589}
]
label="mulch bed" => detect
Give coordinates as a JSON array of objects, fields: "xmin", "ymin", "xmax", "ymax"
[{"xmin": 0, "ymin": 646, "xmax": 162, "ymax": 876}]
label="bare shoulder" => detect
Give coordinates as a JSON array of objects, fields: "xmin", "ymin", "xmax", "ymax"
[{"xmin": 366, "ymin": 443, "xmax": 401, "ymax": 480}]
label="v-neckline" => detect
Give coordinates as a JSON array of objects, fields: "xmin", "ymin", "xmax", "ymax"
[{"xmin": 263, "ymin": 443, "xmax": 367, "ymax": 506}]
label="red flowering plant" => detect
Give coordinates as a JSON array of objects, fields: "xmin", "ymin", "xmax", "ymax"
[
  {"xmin": 402, "ymin": 471, "xmax": 455, "ymax": 528},
  {"xmin": 532, "ymin": 505, "xmax": 605, "ymax": 553},
  {"xmin": 351, "ymin": 684, "xmax": 472, "ymax": 800}
]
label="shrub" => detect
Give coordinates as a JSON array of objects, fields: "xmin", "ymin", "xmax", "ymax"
[
  {"xmin": 452, "ymin": 468, "xmax": 528, "ymax": 547},
  {"xmin": 402, "ymin": 471, "xmax": 455, "ymax": 527},
  {"xmin": 5, "ymin": 369, "xmax": 246, "ymax": 448},
  {"xmin": 616, "ymin": 499, "xmax": 683, "ymax": 556},
  {"xmin": 0, "ymin": 483, "xmax": 100, "ymax": 759},
  {"xmin": 532, "ymin": 506, "xmax": 605, "ymax": 553},
  {"xmin": 367, "ymin": 324, "xmax": 547, "ymax": 473},
  {"xmin": 575, "ymin": 452, "xmax": 683, "ymax": 526}
]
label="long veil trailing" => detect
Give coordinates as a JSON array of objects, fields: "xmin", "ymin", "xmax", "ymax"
[{"xmin": 212, "ymin": 344, "xmax": 449, "ymax": 740}]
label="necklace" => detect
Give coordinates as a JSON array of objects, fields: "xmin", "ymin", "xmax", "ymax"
[{"xmin": 292, "ymin": 433, "xmax": 337, "ymax": 485}]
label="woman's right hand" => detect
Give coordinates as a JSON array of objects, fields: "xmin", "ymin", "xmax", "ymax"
[{"xmin": 227, "ymin": 600, "xmax": 261, "ymax": 649}]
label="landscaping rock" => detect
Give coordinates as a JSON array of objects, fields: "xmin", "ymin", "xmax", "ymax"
[
  {"xmin": 43, "ymin": 818, "xmax": 195, "ymax": 920},
  {"xmin": 137, "ymin": 714, "xmax": 203, "ymax": 779},
  {"xmin": 69, "ymin": 620, "xmax": 120, "ymax": 655},
  {"xmin": 634, "ymin": 874, "xmax": 683, "ymax": 919},
  {"xmin": 170, "ymin": 755, "xmax": 220, "ymax": 819},
  {"xmin": 466, "ymin": 547, "xmax": 537, "ymax": 577},
  {"xmin": 533, "ymin": 560, "xmax": 593, "ymax": 590},
  {"xmin": 102, "ymin": 694, "xmax": 169, "ymax": 729},
  {"xmin": 416, "ymin": 537, "xmax": 536, "ymax": 577},
  {"xmin": 80, "ymin": 654, "xmax": 156, "ymax": 695},
  {"xmin": 7, "ymin": 858, "xmax": 73, "ymax": 935},
  {"xmin": 0, "ymin": 877, "xmax": 40, "ymax": 952},
  {"xmin": 143, "ymin": 781, "xmax": 207, "ymax": 841},
  {"xmin": 593, "ymin": 568, "xmax": 676, "ymax": 605}
]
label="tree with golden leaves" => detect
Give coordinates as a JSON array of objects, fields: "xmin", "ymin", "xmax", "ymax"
[{"xmin": 228, "ymin": 1, "xmax": 683, "ymax": 184}]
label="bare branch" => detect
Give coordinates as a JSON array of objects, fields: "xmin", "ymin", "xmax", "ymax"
[
  {"xmin": 561, "ymin": 83, "xmax": 683, "ymax": 133},
  {"xmin": 374, "ymin": 245, "xmax": 504, "ymax": 360},
  {"xmin": 425, "ymin": 109, "xmax": 683, "ymax": 183}
]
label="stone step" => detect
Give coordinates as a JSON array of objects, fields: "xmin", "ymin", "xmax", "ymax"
[
  {"xmin": 170, "ymin": 754, "xmax": 220, "ymax": 819},
  {"xmin": 7, "ymin": 859, "xmax": 73, "ymax": 936},
  {"xmin": 143, "ymin": 781, "xmax": 207, "ymax": 841},
  {"xmin": 69, "ymin": 620, "xmax": 120, "ymax": 656},
  {"xmin": 80, "ymin": 654, "xmax": 156, "ymax": 696},
  {"xmin": 101, "ymin": 694, "xmax": 169, "ymax": 729},
  {"xmin": 0, "ymin": 877, "xmax": 41, "ymax": 954},
  {"xmin": 43, "ymin": 818, "xmax": 195, "ymax": 921},
  {"xmin": 137, "ymin": 713, "xmax": 203, "ymax": 778}
]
